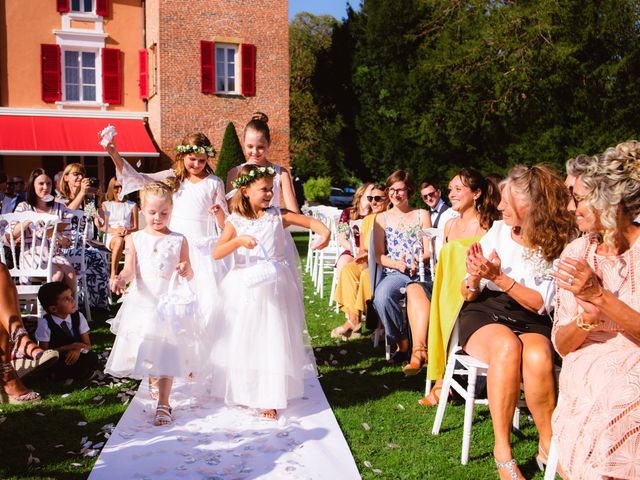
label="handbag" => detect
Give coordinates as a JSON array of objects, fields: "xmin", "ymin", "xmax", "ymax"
[
  {"xmin": 157, "ymin": 271, "xmax": 197, "ymax": 333},
  {"xmin": 241, "ymin": 243, "xmax": 278, "ymax": 288}
]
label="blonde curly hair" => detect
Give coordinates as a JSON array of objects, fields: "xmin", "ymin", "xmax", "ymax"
[{"xmin": 569, "ymin": 140, "xmax": 640, "ymax": 249}]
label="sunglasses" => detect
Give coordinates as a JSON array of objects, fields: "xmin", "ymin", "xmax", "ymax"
[
  {"xmin": 422, "ymin": 191, "xmax": 437, "ymax": 199},
  {"xmin": 367, "ymin": 195, "xmax": 386, "ymax": 202},
  {"xmin": 568, "ymin": 186, "xmax": 587, "ymax": 205},
  {"xmin": 113, "ymin": 185, "xmax": 122, "ymax": 189}
]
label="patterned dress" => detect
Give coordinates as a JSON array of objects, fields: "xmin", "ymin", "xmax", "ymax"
[{"xmin": 551, "ymin": 235, "xmax": 640, "ymax": 479}]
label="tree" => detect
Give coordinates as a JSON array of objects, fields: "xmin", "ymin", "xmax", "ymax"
[{"xmin": 215, "ymin": 122, "xmax": 245, "ymax": 182}]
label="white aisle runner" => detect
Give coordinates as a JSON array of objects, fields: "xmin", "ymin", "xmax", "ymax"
[{"xmin": 89, "ymin": 376, "xmax": 361, "ymax": 479}]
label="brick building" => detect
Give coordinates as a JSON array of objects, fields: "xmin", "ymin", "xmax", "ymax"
[{"xmin": 0, "ymin": 0, "xmax": 289, "ymax": 183}]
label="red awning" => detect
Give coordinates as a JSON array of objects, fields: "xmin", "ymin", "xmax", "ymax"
[{"xmin": 0, "ymin": 115, "xmax": 158, "ymax": 157}]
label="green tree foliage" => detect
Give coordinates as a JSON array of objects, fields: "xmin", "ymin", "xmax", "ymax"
[
  {"xmin": 291, "ymin": 0, "xmax": 640, "ymax": 190},
  {"xmin": 215, "ymin": 122, "xmax": 245, "ymax": 181},
  {"xmin": 303, "ymin": 176, "xmax": 332, "ymax": 202}
]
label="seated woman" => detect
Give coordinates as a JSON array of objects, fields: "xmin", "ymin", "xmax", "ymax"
[
  {"xmin": 334, "ymin": 183, "xmax": 373, "ymax": 275},
  {"xmin": 552, "ymin": 141, "xmax": 640, "ymax": 479},
  {"xmin": 13, "ymin": 169, "xmax": 78, "ymax": 295},
  {"xmin": 372, "ymin": 170, "xmax": 431, "ymax": 364},
  {"xmin": 460, "ymin": 165, "xmax": 575, "ymax": 479},
  {"xmin": 100, "ymin": 177, "xmax": 138, "ymax": 277},
  {"xmin": 331, "ymin": 184, "xmax": 389, "ymax": 339},
  {"xmin": 411, "ymin": 168, "xmax": 500, "ymax": 398},
  {"xmin": 57, "ymin": 164, "xmax": 111, "ymax": 310},
  {"xmin": 1, "ymin": 262, "xmax": 58, "ymax": 381},
  {"xmin": 0, "ymin": 266, "xmax": 40, "ymax": 403}
]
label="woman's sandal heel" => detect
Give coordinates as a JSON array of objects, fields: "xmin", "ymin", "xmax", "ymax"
[
  {"xmin": 495, "ymin": 458, "xmax": 523, "ymax": 480},
  {"xmin": 402, "ymin": 346, "xmax": 427, "ymax": 376},
  {"xmin": 330, "ymin": 320, "xmax": 362, "ymax": 340}
]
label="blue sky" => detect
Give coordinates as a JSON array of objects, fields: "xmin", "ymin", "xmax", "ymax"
[{"xmin": 288, "ymin": 0, "xmax": 359, "ymax": 21}]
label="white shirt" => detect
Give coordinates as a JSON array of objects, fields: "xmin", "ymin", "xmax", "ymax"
[
  {"xmin": 35, "ymin": 312, "xmax": 90, "ymax": 343},
  {"xmin": 475, "ymin": 220, "xmax": 556, "ymax": 314}
]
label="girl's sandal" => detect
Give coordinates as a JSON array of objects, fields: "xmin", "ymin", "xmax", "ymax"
[
  {"xmin": 259, "ymin": 409, "xmax": 278, "ymax": 420},
  {"xmin": 154, "ymin": 404, "xmax": 173, "ymax": 426},
  {"xmin": 418, "ymin": 385, "xmax": 442, "ymax": 407},
  {"xmin": 495, "ymin": 458, "xmax": 523, "ymax": 480},
  {"xmin": 402, "ymin": 346, "xmax": 427, "ymax": 376}
]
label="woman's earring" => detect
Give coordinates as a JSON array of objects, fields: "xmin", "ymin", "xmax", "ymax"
[{"xmin": 473, "ymin": 197, "xmax": 478, "ymax": 210}]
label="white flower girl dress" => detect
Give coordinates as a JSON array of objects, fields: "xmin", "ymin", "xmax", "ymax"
[
  {"xmin": 209, "ymin": 207, "xmax": 316, "ymax": 410},
  {"xmin": 105, "ymin": 230, "xmax": 198, "ymax": 380}
]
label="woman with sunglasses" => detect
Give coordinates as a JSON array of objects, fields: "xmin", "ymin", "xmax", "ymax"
[
  {"xmin": 331, "ymin": 185, "xmax": 389, "ymax": 339},
  {"xmin": 372, "ymin": 171, "xmax": 432, "ymax": 365},
  {"xmin": 100, "ymin": 177, "xmax": 138, "ymax": 277},
  {"xmin": 334, "ymin": 183, "xmax": 374, "ymax": 278},
  {"xmin": 551, "ymin": 142, "xmax": 640, "ymax": 479}
]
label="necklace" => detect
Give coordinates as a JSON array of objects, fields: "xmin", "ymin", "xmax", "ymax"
[{"xmin": 456, "ymin": 216, "xmax": 479, "ymax": 233}]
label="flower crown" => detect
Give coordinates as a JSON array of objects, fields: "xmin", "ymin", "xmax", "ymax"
[
  {"xmin": 174, "ymin": 144, "xmax": 216, "ymax": 157},
  {"xmin": 232, "ymin": 166, "xmax": 276, "ymax": 189}
]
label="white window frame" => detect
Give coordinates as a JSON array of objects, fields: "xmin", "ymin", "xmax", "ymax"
[
  {"xmin": 60, "ymin": 47, "xmax": 103, "ymax": 106},
  {"xmin": 215, "ymin": 43, "xmax": 239, "ymax": 95},
  {"xmin": 70, "ymin": 0, "xmax": 95, "ymax": 14}
]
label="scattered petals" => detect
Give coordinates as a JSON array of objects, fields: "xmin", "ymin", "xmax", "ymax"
[
  {"xmin": 77, "ymin": 421, "xmax": 88, "ymax": 426},
  {"xmin": 364, "ymin": 460, "xmax": 373, "ymax": 468},
  {"xmin": 361, "ymin": 422, "xmax": 370, "ymax": 431},
  {"xmin": 35, "ymin": 412, "xmax": 46, "ymax": 416},
  {"xmin": 397, "ymin": 404, "xmax": 405, "ymax": 410},
  {"xmin": 25, "ymin": 444, "xmax": 35, "ymax": 451},
  {"xmin": 387, "ymin": 442, "xmax": 399, "ymax": 449}
]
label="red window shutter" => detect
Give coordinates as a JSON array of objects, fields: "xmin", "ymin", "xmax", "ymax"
[
  {"xmin": 139, "ymin": 49, "xmax": 148, "ymax": 100},
  {"xmin": 96, "ymin": 0, "xmax": 109, "ymax": 16},
  {"xmin": 102, "ymin": 48, "xmax": 121, "ymax": 104},
  {"xmin": 241, "ymin": 44, "xmax": 256, "ymax": 96},
  {"xmin": 41, "ymin": 44, "xmax": 61, "ymax": 102},
  {"xmin": 200, "ymin": 41, "xmax": 215, "ymax": 93},
  {"xmin": 57, "ymin": 0, "xmax": 70, "ymax": 13}
]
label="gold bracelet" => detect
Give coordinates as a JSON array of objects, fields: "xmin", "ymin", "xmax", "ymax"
[
  {"xmin": 575, "ymin": 313, "xmax": 598, "ymax": 331},
  {"xmin": 465, "ymin": 278, "xmax": 479, "ymax": 292},
  {"xmin": 504, "ymin": 279, "xmax": 517, "ymax": 293}
]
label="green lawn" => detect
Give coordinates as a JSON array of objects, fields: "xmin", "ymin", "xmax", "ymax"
[{"xmin": 0, "ymin": 233, "xmax": 545, "ymax": 479}]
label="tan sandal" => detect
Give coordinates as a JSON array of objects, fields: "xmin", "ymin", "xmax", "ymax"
[
  {"xmin": 330, "ymin": 320, "xmax": 362, "ymax": 340},
  {"xmin": 418, "ymin": 385, "xmax": 442, "ymax": 407},
  {"xmin": 0, "ymin": 362, "xmax": 41, "ymax": 404},
  {"xmin": 402, "ymin": 346, "xmax": 427, "ymax": 376},
  {"xmin": 154, "ymin": 404, "xmax": 172, "ymax": 426}
]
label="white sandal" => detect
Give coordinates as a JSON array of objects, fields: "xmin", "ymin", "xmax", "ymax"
[{"xmin": 154, "ymin": 404, "xmax": 172, "ymax": 426}]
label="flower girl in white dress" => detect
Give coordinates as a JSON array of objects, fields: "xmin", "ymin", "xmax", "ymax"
[
  {"xmin": 102, "ymin": 131, "xmax": 227, "ymax": 380},
  {"xmin": 212, "ymin": 165, "xmax": 330, "ymax": 420},
  {"xmin": 105, "ymin": 182, "xmax": 196, "ymax": 426}
]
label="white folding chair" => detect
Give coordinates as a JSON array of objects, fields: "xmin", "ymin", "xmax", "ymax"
[
  {"xmin": 0, "ymin": 212, "xmax": 61, "ymax": 317},
  {"xmin": 313, "ymin": 209, "xmax": 341, "ymax": 298},
  {"xmin": 64, "ymin": 209, "xmax": 93, "ymax": 322}
]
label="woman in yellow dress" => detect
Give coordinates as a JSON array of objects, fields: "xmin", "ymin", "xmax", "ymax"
[{"xmin": 413, "ymin": 169, "xmax": 501, "ymax": 402}]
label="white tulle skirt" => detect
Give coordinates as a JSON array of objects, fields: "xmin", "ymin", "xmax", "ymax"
[
  {"xmin": 208, "ymin": 260, "xmax": 316, "ymax": 410},
  {"xmin": 105, "ymin": 292, "xmax": 199, "ymax": 380}
]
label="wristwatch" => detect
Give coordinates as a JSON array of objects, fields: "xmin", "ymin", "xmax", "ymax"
[{"xmin": 80, "ymin": 348, "xmax": 89, "ymax": 354}]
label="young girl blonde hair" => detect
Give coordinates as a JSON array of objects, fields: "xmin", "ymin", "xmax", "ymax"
[
  {"xmin": 172, "ymin": 133, "xmax": 215, "ymax": 184},
  {"xmin": 229, "ymin": 164, "xmax": 276, "ymax": 217},
  {"xmin": 140, "ymin": 181, "xmax": 174, "ymax": 208}
]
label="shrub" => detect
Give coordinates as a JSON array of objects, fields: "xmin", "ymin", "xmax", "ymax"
[
  {"xmin": 303, "ymin": 176, "xmax": 331, "ymax": 203},
  {"xmin": 215, "ymin": 122, "xmax": 245, "ymax": 181}
]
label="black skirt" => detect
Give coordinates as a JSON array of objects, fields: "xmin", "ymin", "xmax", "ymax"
[{"xmin": 457, "ymin": 289, "xmax": 552, "ymax": 348}]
